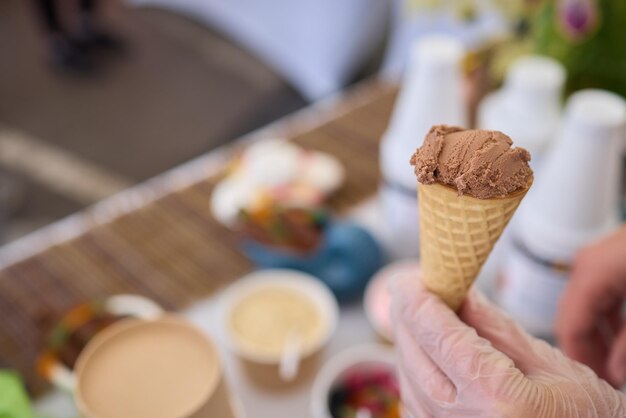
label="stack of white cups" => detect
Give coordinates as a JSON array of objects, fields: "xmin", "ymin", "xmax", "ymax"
[
  {"xmin": 379, "ymin": 35, "xmax": 467, "ymax": 259},
  {"xmin": 475, "ymin": 56, "xmax": 565, "ymax": 295},
  {"xmin": 497, "ymin": 89, "xmax": 626, "ymax": 338}
]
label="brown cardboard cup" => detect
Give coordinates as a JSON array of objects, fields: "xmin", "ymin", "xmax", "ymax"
[
  {"xmin": 238, "ymin": 348, "xmax": 323, "ymax": 389},
  {"xmin": 74, "ymin": 315, "xmax": 237, "ymax": 418}
]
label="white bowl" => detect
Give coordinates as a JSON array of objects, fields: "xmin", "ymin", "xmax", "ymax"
[
  {"xmin": 364, "ymin": 260, "xmax": 421, "ymax": 342},
  {"xmin": 217, "ymin": 269, "xmax": 339, "ymax": 365},
  {"xmin": 310, "ymin": 344, "xmax": 397, "ymax": 418}
]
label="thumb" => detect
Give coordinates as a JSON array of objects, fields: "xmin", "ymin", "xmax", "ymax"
[
  {"xmin": 460, "ymin": 289, "xmax": 567, "ymax": 376},
  {"xmin": 390, "ymin": 275, "xmax": 523, "ymax": 388}
]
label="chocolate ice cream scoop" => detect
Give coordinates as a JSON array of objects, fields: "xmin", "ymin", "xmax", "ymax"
[{"xmin": 410, "ymin": 125, "xmax": 533, "ymax": 199}]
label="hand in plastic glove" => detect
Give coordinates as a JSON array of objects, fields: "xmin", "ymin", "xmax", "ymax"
[
  {"xmin": 557, "ymin": 226, "xmax": 626, "ymax": 387},
  {"xmin": 391, "ymin": 274, "xmax": 626, "ymax": 418}
]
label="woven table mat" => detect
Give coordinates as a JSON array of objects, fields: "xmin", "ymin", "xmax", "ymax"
[{"xmin": 0, "ymin": 82, "xmax": 397, "ymax": 394}]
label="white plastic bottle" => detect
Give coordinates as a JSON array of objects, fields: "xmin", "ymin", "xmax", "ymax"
[
  {"xmin": 379, "ymin": 35, "xmax": 468, "ymax": 258},
  {"xmin": 497, "ymin": 90, "xmax": 626, "ymax": 338},
  {"xmin": 478, "ymin": 55, "xmax": 565, "ymax": 170}
]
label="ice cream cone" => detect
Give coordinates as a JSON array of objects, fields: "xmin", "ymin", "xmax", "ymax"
[{"xmin": 418, "ymin": 181, "xmax": 531, "ymax": 311}]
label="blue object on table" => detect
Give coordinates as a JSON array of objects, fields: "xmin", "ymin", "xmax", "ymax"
[{"xmin": 241, "ymin": 222, "xmax": 384, "ymax": 301}]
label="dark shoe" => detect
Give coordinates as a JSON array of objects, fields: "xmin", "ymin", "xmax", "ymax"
[
  {"xmin": 49, "ymin": 35, "xmax": 95, "ymax": 74},
  {"xmin": 76, "ymin": 22, "xmax": 126, "ymax": 54}
]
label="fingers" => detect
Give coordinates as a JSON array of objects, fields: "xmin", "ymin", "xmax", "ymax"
[
  {"xmin": 394, "ymin": 316, "xmax": 456, "ymax": 405},
  {"xmin": 390, "ymin": 274, "xmax": 523, "ymax": 389},
  {"xmin": 556, "ymin": 231, "xmax": 626, "ymax": 379},
  {"xmin": 397, "ymin": 369, "xmax": 434, "ymax": 418},
  {"xmin": 560, "ymin": 312, "xmax": 615, "ymax": 383},
  {"xmin": 391, "ymin": 273, "xmax": 456, "ymax": 415},
  {"xmin": 459, "ymin": 289, "xmax": 559, "ymax": 374},
  {"xmin": 607, "ymin": 325, "xmax": 626, "ymax": 387},
  {"xmin": 391, "ymin": 273, "xmax": 456, "ymax": 402}
]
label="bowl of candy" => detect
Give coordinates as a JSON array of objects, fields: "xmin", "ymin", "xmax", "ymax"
[{"xmin": 311, "ymin": 344, "xmax": 401, "ymax": 418}]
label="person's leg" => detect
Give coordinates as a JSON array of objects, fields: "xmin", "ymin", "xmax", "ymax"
[
  {"xmin": 31, "ymin": 0, "xmax": 94, "ymax": 72},
  {"xmin": 77, "ymin": 0, "xmax": 124, "ymax": 52},
  {"xmin": 33, "ymin": 0, "xmax": 63, "ymax": 34}
]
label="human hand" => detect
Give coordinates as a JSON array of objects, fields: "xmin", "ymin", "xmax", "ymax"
[
  {"xmin": 391, "ymin": 274, "xmax": 625, "ymax": 418},
  {"xmin": 557, "ymin": 226, "xmax": 626, "ymax": 387}
]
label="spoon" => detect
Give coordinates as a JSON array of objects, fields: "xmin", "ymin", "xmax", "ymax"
[
  {"xmin": 356, "ymin": 408, "xmax": 372, "ymax": 418},
  {"xmin": 279, "ymin": 331, "xmax": 302, "ymax": 382}
]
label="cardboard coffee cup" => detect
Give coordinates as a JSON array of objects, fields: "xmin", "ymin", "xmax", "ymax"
[
  {"xmin": 43, "ymin": 295, "xmax": 239, "ymax": 418},
  {"xmin": 75, "ymin": 315, "xmax": 236, "ymax": 418}
]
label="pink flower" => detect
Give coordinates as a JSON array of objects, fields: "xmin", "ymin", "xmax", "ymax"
[{"xmin": 557, "ymin": 0, "xmax": 600, "ymax": 41}]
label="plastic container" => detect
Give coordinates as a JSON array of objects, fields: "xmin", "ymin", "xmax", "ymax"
[
  {"xmin": 497, "ymin": 89, "xmax": 626, "ymax": 337},
  {"xmin": 379, "ymin": 35, "xmax": 467, "ymax": 259},
  {"xmin": 217, "ymin": 269, "xmax": 339, "ymax": 387},
  {"xmin": 310, "ymin": 344, "xmax": 398, "ymax": 418},
  {"xmin": 39, "ymin": 295, "xmax": 241, "ymax": 418}
]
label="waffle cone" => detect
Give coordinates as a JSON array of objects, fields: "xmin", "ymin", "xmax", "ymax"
[{"xmin": 418, "ymin": 181, "xmax": 531, "ymax": 311}]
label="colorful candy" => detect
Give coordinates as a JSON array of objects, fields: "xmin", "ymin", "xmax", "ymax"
[{"xmin": 328, "ymin": 367, "xmax": 401, "ymax": 418}]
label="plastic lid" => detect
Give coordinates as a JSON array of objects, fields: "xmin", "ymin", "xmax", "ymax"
[
  {"xmin": 566, "ymin": 89, "xmax": 626, "ymax": 130},
  {"xmin": 410, "ymin": 35, "xmax": 464, "ymax": 70},
  {"xmin": 506, "ymin": 55, "xmax": 566, "ymax": 93},
  {"xmin": 76, "ymin": 317, "xmax": 220, "ymax": 418},
  {"xmin": 502, "ymin": 56, "xmax": 565, "ymax": 116}
]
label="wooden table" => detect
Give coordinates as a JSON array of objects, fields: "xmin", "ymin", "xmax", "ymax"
[{"xmin": 0, "ymin": 80, "xmax": 397, "ymax": 396}]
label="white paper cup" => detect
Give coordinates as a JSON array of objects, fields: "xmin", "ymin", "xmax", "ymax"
[
  {"xmin": 518, "ymin": 89, "xmax": 626, "ymax": 259},
  {"xmin": 310, "ymin": 344, "xmax": 397, "ymax": 418},
  {"xmin": 217, "ymin": 269, "xmax": 339, "ymax": 387}
]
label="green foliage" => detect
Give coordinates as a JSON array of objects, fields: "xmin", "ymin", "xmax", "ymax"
[
  {"xmin": 0, "ymin": 371, "xmax": 32, "ymax": 418},
  {"xmin": 533, "ymin": 0, "xmax": 626, "ymax": 97}
]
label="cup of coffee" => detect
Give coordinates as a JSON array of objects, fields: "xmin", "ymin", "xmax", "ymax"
[
  {"xmin": 218, "ymin": 269, "xmax": 339, "ymax": 387},
  {"xmin": 41, "ymin": 295, "xmax": 240, "ymax": 418}
]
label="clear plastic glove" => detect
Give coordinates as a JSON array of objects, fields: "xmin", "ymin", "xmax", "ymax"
[{"xmin": 391, "ymin": 274, "xmax": 626, "ymax": 418}]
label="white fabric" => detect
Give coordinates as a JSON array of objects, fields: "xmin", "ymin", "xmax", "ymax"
[
  {"xmin": 382, "ymin": 0, "xmax": 506, "ymax": 79},
  {"xmin": 129, "ymin": 0, "xmax": 389, "ymax": 101}
]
